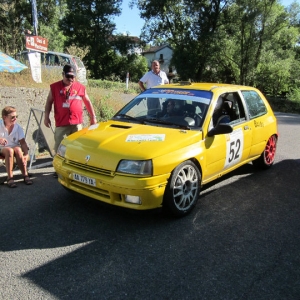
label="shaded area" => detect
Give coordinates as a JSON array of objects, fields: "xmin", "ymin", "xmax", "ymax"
[{"xmin": 0, "ymin": 159, "xmax": 299, "ymax": 299}]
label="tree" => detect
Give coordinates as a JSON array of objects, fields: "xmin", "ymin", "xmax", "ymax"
[
  {"xmin": 60, "ymin": 0, "xmax": 122, "ymax": 79},
  {"xmin": 39, "ymin": 4, "xmax": 68, "ymax": 52},
  {"xmin": 0, "ymin": 0, "xmax": 31, "ymax": 55},
  {"xmin": 135, "ymin": 0, "xmax": 230, "ymax": 81},
  {"xmin": 135, "ymin": 0, "xmax": 300, "ymax": 95},
  {"xmin": 0, "ymin": 0, "xmax": 65, "ymax": 55}
]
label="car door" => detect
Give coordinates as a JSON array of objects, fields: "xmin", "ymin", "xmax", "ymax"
[
  {"xmin": 240, "ymin": 90, "xmax": 270, "ymax": 158},
  {"xmin": 203, "ymin": 92, "xmax": 252, "ymax": 180}
]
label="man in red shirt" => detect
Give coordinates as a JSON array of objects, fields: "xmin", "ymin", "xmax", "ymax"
[{"xmin": 44, "ymin": 64, "xmax": 97, "ymax": 176}]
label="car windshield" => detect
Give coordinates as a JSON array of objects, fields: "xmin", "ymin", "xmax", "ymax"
[{"xmin": 113, "ymin": 88, "xmax": 212, "ymax": 129}]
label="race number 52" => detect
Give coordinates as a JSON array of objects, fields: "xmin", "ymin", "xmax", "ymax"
[{"xmin": 224, "ymin": 128, "xmax": 244, "ymax": 168}]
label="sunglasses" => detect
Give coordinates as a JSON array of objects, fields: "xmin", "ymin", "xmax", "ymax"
[
  {"xmin": 65, "ymin": 74, "xmax": 75, "ymax": 79},
  {"xmin": 8, "ymin": 115, "xmax": 18, "ymax": 120}
]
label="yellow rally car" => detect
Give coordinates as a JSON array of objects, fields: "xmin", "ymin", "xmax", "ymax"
[{"xmin": 53, "ymin": 82, "xmax": 278, "ymax": 217}]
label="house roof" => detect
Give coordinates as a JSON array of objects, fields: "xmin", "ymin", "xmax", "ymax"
[{"xmin": 142, "ymin": 44, "xmax": 172, "ymax": 54}]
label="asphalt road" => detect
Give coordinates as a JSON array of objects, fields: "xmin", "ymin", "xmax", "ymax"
[{"xmin": 0, "ymin": 113, "xmax": 299, "ymax": 300}]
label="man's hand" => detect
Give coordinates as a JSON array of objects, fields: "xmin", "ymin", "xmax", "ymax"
[
  {"xmin": 0, "ymin": 138, "xmax": 7, "ymax": 146},
  {"xmin": 44, "ymin": 116, "xmax": 51, "ymax": 128}
]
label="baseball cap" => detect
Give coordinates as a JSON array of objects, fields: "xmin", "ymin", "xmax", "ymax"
[{"xmin": 63, "ymin": 64, "xmax": 76, "ymax": 76}]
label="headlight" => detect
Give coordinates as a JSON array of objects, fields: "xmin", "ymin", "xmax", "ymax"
[
  {"xmin": 117, "ymin": 160, "xmax": 152, "ymax": 176},
  {"xmin": 56, "ymin": 144, "xmax": 66, "ymax": 158}
]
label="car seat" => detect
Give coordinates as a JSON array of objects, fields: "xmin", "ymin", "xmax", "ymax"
[
  {"xmin": 183, "ymin": 104, "xmax": 196, "ymax": 117},
  {"xmin": 213, "ymin": 98, "xmax": 232, "ymax": 126},
  {"xmin": 183, "ymin": 103, "xmax": 202, "ymax": 127}
]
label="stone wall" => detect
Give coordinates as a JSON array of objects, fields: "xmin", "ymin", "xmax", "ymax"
[{"xmin": 0, "ymin": 87, "xmax": 50, "ymax": 153}]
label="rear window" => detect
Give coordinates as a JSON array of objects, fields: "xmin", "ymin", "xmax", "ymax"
[{"xmin": 73, "ymin": 57, "xmax": 84, "ymax": 68}]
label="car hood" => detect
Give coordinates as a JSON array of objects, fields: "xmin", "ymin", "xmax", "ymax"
[{"xmin": 63, "ymin": 120, "xmax": 202, "ymax": 168}]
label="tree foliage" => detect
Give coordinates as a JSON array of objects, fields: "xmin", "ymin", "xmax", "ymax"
[
  {"xmin": 136, "ymin": 0, "xmax": 300, "ymax": 95},
  {"xmin": 0, "ymin": 0, "xmax": 300, "ymax": 97},
  {"xmin": 60, "ymin": 0, "xmax": 122, "ymax": 78},
  {"xmin": 0, "ymin": 0, "xmax": 31, "ymax": 55}
]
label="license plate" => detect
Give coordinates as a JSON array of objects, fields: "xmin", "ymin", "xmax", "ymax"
[{"xmin": 73, "ymin": 173, "xmax": 96, "ymax": 186}]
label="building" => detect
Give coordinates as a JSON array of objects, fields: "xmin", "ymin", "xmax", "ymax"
[{"xmin": 141, "ymin": 44, "xmax": 177, "ymax": 81}]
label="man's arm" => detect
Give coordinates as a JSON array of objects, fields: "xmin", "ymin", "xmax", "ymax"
[
  {"xmin": 138, "ymin": 80, "xmax": 146, "ymax": 92},
  {"xmin": 44, "ymin": 90, "xmax": 54, "ymax": 128},
  {"xmin": 82, "ymin": 91, "xmax": 97, "ymax": 125},
  {"xmin": 163, "ymin": 72, "xmax": 169, "ymax": 84}
]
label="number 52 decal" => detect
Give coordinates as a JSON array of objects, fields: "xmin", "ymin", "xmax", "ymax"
[{"xmin": 224, "ymin": 128, "xmax": 244, "ymax": 168}]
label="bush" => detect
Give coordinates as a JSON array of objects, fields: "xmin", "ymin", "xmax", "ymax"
[
  {"xmin": 287, "ymin": 87, "xmax": 300, "ymax": 103},
  {"xmin": 267, "ymin": 96, "xmax": 300, "ymax": 114},
  {"xmin": 88, "ymin": 79, "xmax": 140, "ymax": 94}
]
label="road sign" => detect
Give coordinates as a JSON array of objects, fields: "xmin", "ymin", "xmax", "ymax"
[{"xmin": 25, "ymin": 35, "xmax": 48, "ymax": 53}]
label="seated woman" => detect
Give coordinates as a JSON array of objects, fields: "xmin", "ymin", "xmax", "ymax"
[{"xmin": 0, "ymin": 106, "xmax": 33, "ymax": 188}]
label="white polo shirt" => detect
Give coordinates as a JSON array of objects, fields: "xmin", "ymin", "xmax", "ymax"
[
  {"xmin": 140, "ymin": 70, "xmax": 169, "ymax": 89},
  {"xmin": 0, "ymin": 120, "xmax": 25, "ymax": 147}
]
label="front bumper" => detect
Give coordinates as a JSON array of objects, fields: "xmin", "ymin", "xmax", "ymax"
[{"xmin": 53, "ymin": 155, "xmax": 169, "ymax": 210}]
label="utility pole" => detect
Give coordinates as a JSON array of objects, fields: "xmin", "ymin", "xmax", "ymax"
[{"xmin": 31, "ymin": 0, "xmax": 38, "ymax": 36}]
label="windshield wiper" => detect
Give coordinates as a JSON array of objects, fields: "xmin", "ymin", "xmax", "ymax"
[
  {"xmin": 146, "ymin": 118, "xmax": 191, "ymax": 130},
  {"xmin": 114, "ymin": 114, "xmax": 145, "ymax": 124}
]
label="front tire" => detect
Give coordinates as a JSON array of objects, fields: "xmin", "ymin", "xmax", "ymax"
[
  {"xmin": 253, "ymin": 135, "xmax": 277, "ymax": 169},
  {"xmin": 163, "ymin": 160, "xmax": 201, "ymax": 217}
]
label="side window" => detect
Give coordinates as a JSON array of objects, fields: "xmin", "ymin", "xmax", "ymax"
[
  {"xmin": 54, "ymin": 55, "xmax": 60, "ymax": 65},
  {"xmin": 211, "ymin": 92, "xmax": 246, "ymax": 127},
  {"xmin": 241, "ymin": 90, "xmax": 267, "ymax": 119},
  {"xmin": 45, "ymin": 54, "xmax": 55, "ymax": 65}
]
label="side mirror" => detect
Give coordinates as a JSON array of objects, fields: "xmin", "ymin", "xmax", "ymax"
[{"xmin": 207, "ymin": 124, "xmax": 233, "ymax": 137}]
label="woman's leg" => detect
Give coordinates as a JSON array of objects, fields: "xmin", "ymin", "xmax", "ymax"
[
  {"xmin": 14, "ymin": 146, "xmax": 32, "ymax": 185},
  {"xmin": 1, "ymin": 147, "xmax": 15, "ymax": 179},
  {"xmin": 13, "ymin": 146, "xmax": 28, "ymax": 177}
]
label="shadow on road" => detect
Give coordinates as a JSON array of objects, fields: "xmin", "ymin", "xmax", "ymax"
[{"xmin": 0, "ymin": 159, "xmax": 299, "ymax": 299}]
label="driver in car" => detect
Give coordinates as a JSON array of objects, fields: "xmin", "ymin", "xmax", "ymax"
[{"xmin": 163, "ymin": 100, "xmax": 178, "ymax": 117}]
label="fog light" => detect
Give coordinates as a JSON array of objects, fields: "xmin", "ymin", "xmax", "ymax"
[{"xmin": 125, "ymin": 195, "xmax": 142, "ymax": 205}]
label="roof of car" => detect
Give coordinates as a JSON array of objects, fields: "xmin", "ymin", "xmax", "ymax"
[{"xmin": 156, "ymin": 82, "xmax": 257, "ymax": 92}]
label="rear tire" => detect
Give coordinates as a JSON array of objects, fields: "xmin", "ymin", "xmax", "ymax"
[
  {"xmin": 163, "ymin": 160, "xmax": 201, "ymax": 217},
  {"xmin": 253, "ymin": 135, "xmax": 277, "ymax": 169}
]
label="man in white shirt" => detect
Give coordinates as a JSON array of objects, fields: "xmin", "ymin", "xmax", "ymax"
[
  {"xmin": 138, "ymin": 60, "xmax": 169, "ymax": 91},
  {"xmin": 138, "ymin": 60, "xmax": 169, "ymax": 114}
]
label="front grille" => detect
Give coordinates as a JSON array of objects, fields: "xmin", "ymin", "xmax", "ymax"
[{"xmin": 66, "ymin": 159, "xmax": 114, "ymax": 177}]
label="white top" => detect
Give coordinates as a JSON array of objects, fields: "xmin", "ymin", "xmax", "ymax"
[
  {"xmin": 0, "ymin": 119, "xmax": 25, "ymax": 147},
  {"xmin": 140, "ymin": 70, "xmax": 169, "ymax": 89}
]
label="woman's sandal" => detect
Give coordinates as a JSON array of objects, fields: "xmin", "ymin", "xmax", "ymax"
[
  {"xmin": 24, "ymin": 175, "xmax": 33, "ymax": 185},
  {"xmin": 7, "ymin": 177, "xmax": 17, "ymax": 188}
]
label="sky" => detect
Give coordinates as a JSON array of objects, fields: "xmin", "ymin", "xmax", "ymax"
[
  {"xmin": 113, "ymin": 0, "xmax": 144, "ymax": 36},
  {"xmin": 114, "ymin": 0, "xmax": 298, "ymax": 37}
]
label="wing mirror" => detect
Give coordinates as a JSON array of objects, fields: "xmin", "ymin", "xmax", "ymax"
[{"xmin": 207, "ymin": 123, "xmax": 233, "ymax": 137}]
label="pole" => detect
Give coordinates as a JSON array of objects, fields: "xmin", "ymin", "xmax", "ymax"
[
  {"xmin": 126, "ymin": 72, "xmax": 129, "ymax": 90},
  {"xmin": 31, "ymin": 0, "xmax": 38, "ymax": 36}
]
